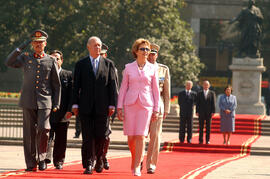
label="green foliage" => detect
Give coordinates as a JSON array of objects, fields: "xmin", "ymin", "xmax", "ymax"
[{"xmin": 1, "ymin": 0, "xmax": 204, "ymax": 86}]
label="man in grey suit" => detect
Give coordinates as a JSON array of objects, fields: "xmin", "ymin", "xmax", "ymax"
[{"xmin": 5, "ymin": 30, "xmax": 61, "ymax": 172}]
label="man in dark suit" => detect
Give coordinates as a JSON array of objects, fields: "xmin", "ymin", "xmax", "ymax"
[
  {"xmin": 5, "ymin": 30, "xmax": 61, "ymax": 171},
  {"xmin": 196, "ymin": 80, "xmax": 216, "ymax": 144},
  {"xmin": 45, "ymin": 50, "xmax": 73, "ymax": 169},
  {"xmin": 178, "ymin": 81, "xmax": 197, "ymax": 143},
  {"xmin": 72, "ymin": 36, "xmax": 117, "ymax": 175}
]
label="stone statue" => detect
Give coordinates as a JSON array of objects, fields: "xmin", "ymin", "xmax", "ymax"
[{"xmin": 230, "ymin": 0, "xmax": 263, "ymax": 58}]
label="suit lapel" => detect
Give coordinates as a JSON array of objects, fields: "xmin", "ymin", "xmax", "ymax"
[
  {"xmin": 84, "ymin": 57, "xmax": 95, "ymax": 77},
  {"xmin": 144, "ymin": 61, "xmax": 151, "ymax": 73},
  {"xmin": 206, "ymin": 91, "xmax": 209, "ymax": 100},
  {"xmin": 132, "ymin": 61, "xmax": 141, "ymax": 76},
  {"xmin": 59, "ymin": 69, "xmax": 64, "ymax": 80},
  {"xmin": 95, "ymin": 56, "xmax": 104, "ymax": 79},
  {"xmin": 202, "ymin": 91, "xmax": 207, "ymax": 101}
]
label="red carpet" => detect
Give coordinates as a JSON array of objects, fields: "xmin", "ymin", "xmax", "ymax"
[{"xmin": 1, "ymin": 114, "xmax": 265, "ymax": 179}]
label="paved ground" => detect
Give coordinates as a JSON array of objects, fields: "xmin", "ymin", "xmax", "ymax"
[
  {"xmin": 0, "ymin": 127, "xmax": 270, "ymax": 178},
  {"xmin": 205, "ymin": 135, "xmax": 270, "ymax": 179},
  {"xmin": 0, "ymin": 128, "xmax": 179, "ymax": 173}
]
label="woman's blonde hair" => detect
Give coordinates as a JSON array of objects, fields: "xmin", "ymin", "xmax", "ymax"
[{"xmin": 131, "ymin": 38, "xmax": 150, "ymax": 58}]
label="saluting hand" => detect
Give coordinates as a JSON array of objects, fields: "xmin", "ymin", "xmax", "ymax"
[{"xmin": 18, "ymin": 39, "xmax": 32, "ymax": 51}]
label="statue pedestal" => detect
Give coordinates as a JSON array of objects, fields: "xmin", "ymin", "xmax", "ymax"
[{"xmin": 229, "ymin": 57, "xmax": 266, "ymax": 115}]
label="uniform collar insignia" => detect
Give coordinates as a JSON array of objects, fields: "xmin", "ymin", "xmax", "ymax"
[{"xmin": 34, "ymin": 53, "xmax": 45, "ymax": 59}]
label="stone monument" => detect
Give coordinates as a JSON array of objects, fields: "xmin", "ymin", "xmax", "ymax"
[
  {"xmin": 229, "ymin": 0, "xmax": 265, "ymax": 115},
  {"xmin": 229, "ymin": 57, "xmax": 265, "ymax": 115}
]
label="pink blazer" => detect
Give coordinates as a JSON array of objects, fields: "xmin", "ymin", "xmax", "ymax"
[{"xmin": 117, "ymin": 61, "xmax": 160, "ymax": 112}]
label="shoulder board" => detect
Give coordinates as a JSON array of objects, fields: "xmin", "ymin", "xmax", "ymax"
[
  {"xmin": 49, "ymin": 55, "xmax": 57, "ymax": 61},
  {"xmin": 158, "ymin": 63, "xmax": 168, "ymax": 68}
]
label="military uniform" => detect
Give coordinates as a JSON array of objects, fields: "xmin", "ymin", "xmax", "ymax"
[
  {"xmin": 146, "ymin": 63, "xmax": 171, "ymax": 170},
  {"xmin": 146, "ymin": 44, "xmax": 171, "ymax": 173},
  {"xmin": 100, "ymin": 43, "xmax": 119, "ymax": 170},
  {"xmin": 5, "ymin": 30, "xmax": 61, "ymax": 170}
]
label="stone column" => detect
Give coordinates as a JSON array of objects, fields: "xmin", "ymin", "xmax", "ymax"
[
  {"xmin": 229, "ymin": 57, "xmax": 266, "ymax": 115},
  {"xmin": 190, "ymin": 18, "xmax": 200, "ymax": 54}
]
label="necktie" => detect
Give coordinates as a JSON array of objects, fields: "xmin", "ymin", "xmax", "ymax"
[{"xmin": 93, "ymin": 59, "xmax": 97, "ymax": 75}]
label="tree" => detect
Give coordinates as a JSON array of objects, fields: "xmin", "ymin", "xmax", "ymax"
[{"xmin": 0, "ymin": 0, "xmax": 204, "ymax": 89}]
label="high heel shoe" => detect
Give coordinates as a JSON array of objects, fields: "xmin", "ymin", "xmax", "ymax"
[{"xmin": 134, "ymin": 166, "xmax": 141, "ymax": 176}]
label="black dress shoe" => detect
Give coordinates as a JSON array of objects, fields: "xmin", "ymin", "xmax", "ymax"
[
  {"xmin": 103, "ymin": 157, "xmax": 110, "ymax": 170},
  {"xmin": 25, "ymin": 167, "xmax": 37, "ymax": 172},
  {"xmin": 73, "ymin": 135, "xmax": 79, "ymax": 138},
  {"xmin": 83, "ymin": 165, "xmax": 93, "ymax": 174},
  {"xmin": 147, "ymin": 168, "xmax": 155, "ymax": 174},
  {"xmin": 206, "ymin": 141, "xmax": 210, "ymax": 144},
  {"xmin": 55, "ymin": 164, "xmax": 63, "ymax": 170},
  {"xmin": 38, "ymin": 161, "xmax": 47, "ymax": 171},
  {"xmin": 199, "ymin": 141, "xmax": 203, "ymax": 144},
  {"xmin": 45, "ymin": 159, "xmax": 51, "ymax": 164},
  {"xmin": 95, "ymin": 159, "xmax": 104, "ymax": 173}
]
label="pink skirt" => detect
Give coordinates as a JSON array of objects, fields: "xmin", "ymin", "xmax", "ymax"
[{"xmin": 123, "ymin": 99, "xmax": 153, "ymax": 136}]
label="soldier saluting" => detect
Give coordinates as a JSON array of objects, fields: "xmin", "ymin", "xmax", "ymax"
[{"xmin": 5, "ymin": 30, "xmax": 61, "ymax": 172}]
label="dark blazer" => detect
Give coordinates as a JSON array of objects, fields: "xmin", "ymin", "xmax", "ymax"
[
  {"xmin": 196, "ymin": 90, "xmax": 216, "ymax": 116},
  {"xmin": 178, "ymin": 90, "xmax": 197, "ymax": 117},
  {"xmin": 72, "ymin": 56, "xmax": 117, "ymax": 115},
  {"xmin": 50, "ymin": 69, "xmax": 73, "ymax": 123}
]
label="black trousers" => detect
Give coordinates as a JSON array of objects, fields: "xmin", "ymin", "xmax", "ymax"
[
  {"xmin": 266, "ymin": 103, "xmax": 270, "ymax": 116},
  {"xmin": 198, "ymin": 114, "xmax": 212, "ymax": 143},
  {"xmin": 102, "ymin": 136, "xmax": 110, "ymax": 160},
  {"xmin": 74, "ymin": 116, "xmax": 81, "ymax": 137},
  {"xmin": 46, "ymin": 122, "xmax": 69, "ymax": 166},
  {"xmin": 179, "ymin": 115, "xmax": 193, "ymax": 142},
  {"xmin": 80, "ymin": 111, "xmax": 110, "ymax": 168}
]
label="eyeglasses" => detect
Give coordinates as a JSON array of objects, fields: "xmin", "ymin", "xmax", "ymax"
[{"xmin": 139, "ymin": 48, "xmax": 150, "ymax": 52}]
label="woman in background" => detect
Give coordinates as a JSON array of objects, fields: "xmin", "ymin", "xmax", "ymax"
[
  {"xmin": 117, "ymin": 38, "xmax": 160, "ymax": 176},
  {"xmin": 219, "ymin": 85, "xmax": 237, "ymax": 145}
]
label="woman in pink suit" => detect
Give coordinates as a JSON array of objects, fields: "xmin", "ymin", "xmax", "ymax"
[{"xmin": 117, "ymin": 38, "xmax": 160, "ymax": 176}]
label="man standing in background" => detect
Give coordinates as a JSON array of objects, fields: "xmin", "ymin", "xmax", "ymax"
[
  {"xmin": 146, "ymin": 43, "xmax": 170, "ymax": 174},
  {"xmin": 5, "ymin": 30, "xmax": 61, "ymax": 171},
  {"xmin": 45, "ymin": 50, "xmax": 73, "ymax": 170},
  {"xmin": 196, "ymin": 80, "xmax": 216, "ymax": 144},
  {"xmin": 178, "ymin": 81, "xmax": 197, "ymax": 143}
]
